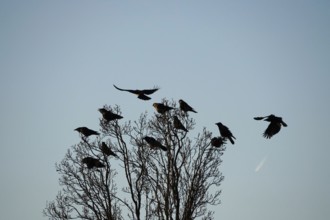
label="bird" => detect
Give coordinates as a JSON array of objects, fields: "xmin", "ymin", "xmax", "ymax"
[
  {"xmin": 211, "ymin": 137, "xmax": 226, "ymax": 148},
  {"xmin": 143, "ymin": 136, "xmax": 167, "ymax": 151},
  {"xmin": 173, "ymin": 116, "xmax": 188, "ymax": 132},
  {"xmin": 98, "ymin": 108, "xmax": 123, "ymax": 122},
  {"xmin": 179, "ymin": 99, "xmax": 197, "ymax": 113},
  {"xmin": 75, "ymin": 127, "xmax": 100, "ymax": 137},
  {"xmin": 113, "ymin": 84, "xmax": 159, "ymax": 100},
  {"xmin": 153, "ymin": 103, "xmax": 174, "ymax": 114},
  {"xmin": 100, "ymin": 142, "xmax": 118, "ymax": 158},
  {"xmin": 82, "ymin": 157, "xmax": 105, "ymax": 169},
  {"xmin": 215, "ymin": 122, "xmax": 236, "ymax": 144},
  {"xmin": 254, "ymin": 114, "xmax": 287, "ymax": 139}
]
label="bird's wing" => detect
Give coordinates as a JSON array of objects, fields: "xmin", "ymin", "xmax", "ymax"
[
  {"xmin": 141, "ymin": 87, "xmax": 159, "ymax": 95},
  {"xmin": 113, "ymin": 84, "xmax": 139, "ymax": 95},
  {"xmin": 263, "ymin": 122, "xmax": 281, "ymax": 139}
]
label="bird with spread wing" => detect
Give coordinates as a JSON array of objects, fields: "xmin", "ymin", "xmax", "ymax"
[
  {"xmin": 113, "ymin": 84, "xmax": 159, "ymax": 100},
  {"xmin": 254, "ymin": 114, "xmax": 287, "ymax": 139}
]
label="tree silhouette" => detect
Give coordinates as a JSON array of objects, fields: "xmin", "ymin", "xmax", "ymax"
[{"xmin": 44, "ymin": 100, "xmax": 226, "ymax": 220}]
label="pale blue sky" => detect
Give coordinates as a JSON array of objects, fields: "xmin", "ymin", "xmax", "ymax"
[{"xmin": 1, "ymin": 0, "xmax": 329, "ymax": 219}]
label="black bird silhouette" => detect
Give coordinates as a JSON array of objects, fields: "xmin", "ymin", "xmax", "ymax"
[
  {"xmin": 211, "ymin": 136, "xmax": 227, "ymax": 148},
  {"xmin": 143, "ymin": 136, "xmax": 167, "ymax": 151},
  {"xmin": 113, "ymin": 84, "xmax": 159, "ymax": 100},
  {"xmin": 75, "ymin": 127, "xmax": 100, "ymax": 137},
  {"xmin": 100, "ymin": 142, "xmax": 118, "ymax": 158},
  {"xmin": 82, "ymin": 157, "xmax": 105, "ymax": 169},
  {"xmin": 254, "ymin": 114, "xmax": 287, "ymax": 139},
  {"xmin": 215, "ymin": 122, "xmax": 236, "ymax": 144},
  {"xmin": 153, "ymin": 103, "xmax": 174, "ymax": 114},
  {"xmin": 179, "ymin": 99, "xmax": 197, "ymax": 113},
  {"xmin": 173, "ymin": 116, "xmax": 188, "ymax": 132},
  {"xmin": 99, "ymin": 108, "xmax": 123, "ymax": 122}
]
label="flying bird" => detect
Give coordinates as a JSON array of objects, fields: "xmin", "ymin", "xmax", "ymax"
[
  {"xmin": 99, "ymin": 108, "xmax": 123, "ymax": 122},
  {"xmin": 211, "ymin": 136, "xmax": 226, "ymax": 148},
  {"xmin": 254, "ymin": 114, "xmax": 287, "ymax": 139},
  {"xmin": 113, "ymin": 84, "xmax": 159, "ymax": 100},
  {"xmin": 153, "ymin": 103, "xmax": 174, "ymax": 114},
  {"xmin": 179, "ymin": 99, "xmax": 197, "ymax": 113},
  {"xmin": 82, "ymin": 157, "xmax": 105, "ymax": 169},
  {"xmin": 143, "ymin": 136, "xmax": 167, "ymax": 151},
  {"xmin": 100, "ymin": 142, "xmax": 118, "ymax": 158},
  {"xmin": 173, "ymin": 116, "xmax": 188, "ymax": 132},
  {"xmin": 215, "ymin": 122, "xmax": 236, "ymax": 144},
  {"xmin": 75, "ymin": 127, "xmax": 100, "ymax": 137}
]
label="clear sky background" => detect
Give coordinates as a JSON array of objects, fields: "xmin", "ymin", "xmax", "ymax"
[{"xmin": 1, "ymin": 0, "xmax": 329, "ymax": 219}]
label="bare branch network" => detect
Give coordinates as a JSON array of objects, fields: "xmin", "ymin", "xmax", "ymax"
[{"xmin": 44, "ymin": 92, "xmax": 287, "ymax": 220}]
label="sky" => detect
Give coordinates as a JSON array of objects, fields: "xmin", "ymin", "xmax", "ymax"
[{"xmin": 1, "ymin": 0, "xmax": 329, "ymax": 219}]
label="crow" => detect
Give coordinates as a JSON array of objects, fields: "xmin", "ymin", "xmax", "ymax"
[
  {"xmin": 211, "ymin": 136, "xmax": 226, "ymax": 148},
  {"xmin": 173, "ymin": 116, "xmax": 188, "ymax": 132},
  {"xmin": 75, "ymin": 127, "xmax": 100, "ymax": 137},
  {"xmin": 143, "ymin": 136, "xmax": 167, "ymax": 151},
  {"xmin": 179, "ymin": 99, "xmax": 197, "ymax": 113},
  {"xmin": 113, "ymin": 84, "xmax": 159, "ymax": 100},
  {"xmin": 82, "ymin": 157, "xmax": 105, "ymax": 169},
  {"xmin": 153, "ymin": 103, "xmax": 174, "ymax": 114},
  {"xmin": 254, "ymin": 114, "xmax": 287, "ymax": 139},
  {"xmin": 100, "ymin": 142, "xmax": 118, "ymax": 158},
  {"xmin": 99, "ymin": 108, "xmax": 123, "ymax": 122},
  {"xmin": 215, "ymin": 122, "xmax": 236, "ymax": 144}
]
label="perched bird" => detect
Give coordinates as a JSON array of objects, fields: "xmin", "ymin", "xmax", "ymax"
[
  {"xmin": 75, "ymin": 127, "xmax": 100, "ymax": 137},
  {"xmin": 99, "ymin": 108, "xmax": 123, "ymax": 122},
  {"xmin": 100, "ymin": 142, "xmax": 118, "ymax": 158},
  {"xmin": 211, "ymin": 137, "xmax": 226, "ymax": 148},
  {"xmin": 82, "ymin": 157, "xmax": 105, "ymax": 169},
  {"xmin": 143, "ymin": 136, "xmax": 167, "ymax": 151},
  {"xmin": 254, "ymin": 114, "xmax": 287, "ymax": 139},
  {"xmin": 173, "ymin": 116, "xmax": 188, "ymax": 132},
  {"xmin": 179, "ymin": 99, "xmax": 197, "ymax": 113},
  {"xmin": 153, "ymin": 103, "xmax": 174, "ymax": 114},
  {"xmin": 215, "ymin": 122, "xmax": 236, "ymax": 144},
  {"xmin": 113, "ymin": 84, "xmax": 159, "ymax": 100}
]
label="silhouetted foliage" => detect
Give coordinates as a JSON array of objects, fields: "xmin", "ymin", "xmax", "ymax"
[{"xmin": 44, "ymin": 100, "xmax": 226, "ymax": 220}]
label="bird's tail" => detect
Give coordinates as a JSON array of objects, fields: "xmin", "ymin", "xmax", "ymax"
[{"xmin": 159, "ymin": 145, "xmax": 168, "ymax": 151}]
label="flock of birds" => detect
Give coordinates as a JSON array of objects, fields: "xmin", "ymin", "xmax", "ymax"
[{"xmin": 75, "ymin": 85, "xmax": 288, "ymax": 169}]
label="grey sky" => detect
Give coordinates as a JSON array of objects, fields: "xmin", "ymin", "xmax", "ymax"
[{"xmin": 1, "ymin": 0, "xmax": 329, "ymax": 219}]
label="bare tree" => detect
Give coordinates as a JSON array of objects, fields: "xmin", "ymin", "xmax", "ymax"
[{"xmin": 44, "ymin": 100, "xmax": 226, "ymax": 220}]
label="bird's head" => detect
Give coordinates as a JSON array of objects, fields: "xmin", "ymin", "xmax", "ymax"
[
  {"xmin": 98, "ymin": 108, "xmax": 106, "ymax": 114},
  {"xmin": 215, "ymin": 122, "xmax": 223, "ymax": 126},
  {"xmin": 74, "ymin": 127, "xmax": 83, "ymax": 132},
  {"xmin": 152, "ymin": 103, "xmax": 158, "ymax": 108},
  {"xmin": 179, "ymin": 99, "xmax": 183, "ymax": 103}
]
